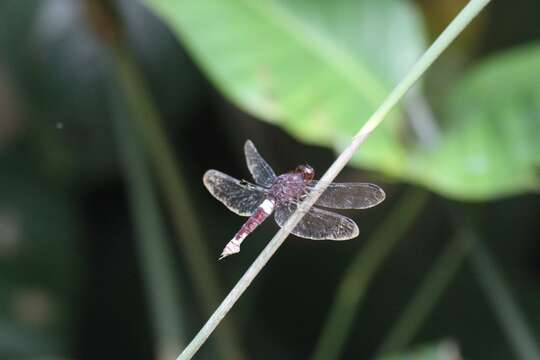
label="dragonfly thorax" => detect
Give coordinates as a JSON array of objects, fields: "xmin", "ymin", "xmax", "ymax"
[{"xmin": 268, "ymin": 173, "xmax": 308, "ymax": 204}]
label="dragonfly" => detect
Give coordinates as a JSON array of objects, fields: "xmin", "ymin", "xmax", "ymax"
[{"xmin": 203, "ymin": 140, "xmax": 385, "ymax": 259}]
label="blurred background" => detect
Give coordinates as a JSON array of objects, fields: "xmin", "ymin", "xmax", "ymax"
[{"xmin": 1, "ymin": 0, "xmax": 539, "ymax": 359}]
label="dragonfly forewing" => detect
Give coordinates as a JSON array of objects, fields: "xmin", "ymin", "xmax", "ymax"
[
  {"xmin": 203, "ymin": 170, "xmax": 267, "ymax": 216},
  {"xmin": 244, "ymin": 140, "xmax": 277, "ymax": 188}
]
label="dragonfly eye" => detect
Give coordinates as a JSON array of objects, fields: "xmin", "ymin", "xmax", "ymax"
[{"xmin": 295, "ymin": 164, "xmax": 315, "ymax": 180}]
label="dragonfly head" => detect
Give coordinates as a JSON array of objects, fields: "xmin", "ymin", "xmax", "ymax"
[{"xmin": 295, "ymin": 164, "xmax": 315, "ymax": 181}]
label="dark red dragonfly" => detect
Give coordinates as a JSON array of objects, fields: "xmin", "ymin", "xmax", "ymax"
[{"xmin": 203, "ymin": 140, "xmax": 385, "ymax": 259}]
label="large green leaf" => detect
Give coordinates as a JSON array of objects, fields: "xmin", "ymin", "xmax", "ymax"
[
  {"xmin": 143, "ymin": 0, "xmax": 426, "ymax": 176},
  {"xmin": 143, "ymin": 0, "xmax": 540, "ymax": 200},
  {"xmin": 407, "ymin": 45, "xmax": 540, "ymax": 200}
]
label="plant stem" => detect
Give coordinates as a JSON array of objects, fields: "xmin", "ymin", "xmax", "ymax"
[
  {"xmin": 176, "ymin": 1, "xmax": 492, "ymax": 358},
  {"xmin": 113, "ymin": 48, "xmax": 246, "ymax": 360},
  {"xmin": 376, "ymin": 229, "xmax": 474, "ymax": 356},
  {"xmin": 311, "ymin": 189, "xmax": 429, "ymax": 360},
  {"xmin": 471, "ymin": 241, "xmax": 540, "ymax": 360},
  {"xmin": 112, "ymin": 90, "xmax": 184, "ymax": 360}
]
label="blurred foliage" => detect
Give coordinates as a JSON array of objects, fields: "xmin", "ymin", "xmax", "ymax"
[
  {"xmin": 410, "ymin": 44, "xmax": 540, "ymax": 199},
  {"xmin": 0, "ymin": 163, "xmax": 82, "ymax": 357},
  {"xmin": 0, "ymin": 0, "xmax": 200, "ymax": 186},
  {"xmin": 378, "ymin": 341, "xmax": 459, "ymax": 360},
  {"xmin": 112, "ymin": 86, "xmax": 185, "ymax": 360}
]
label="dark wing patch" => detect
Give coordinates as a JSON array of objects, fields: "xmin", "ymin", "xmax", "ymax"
[
  {"xmin": 244, "ymin": 140, "xmax": 277, "ymax": 188},
  {"xmin": 203, "ymin": 170, "xmax": 267, "ymax": 216},
  {"xmin": 307, "ymin": 181, "xmax": 385, "ymax": 209},
  {"xmin": 274, "ymin": 202, "xmax": 359, "ymax": 240}
]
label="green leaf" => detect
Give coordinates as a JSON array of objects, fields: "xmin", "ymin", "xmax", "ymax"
[
  {"xmin": 408, "ymin": 45, "xmax": 540, "ymax": 200},
  {"xmin": 378, "ymin": 341, "xmax": 460, "ymax": 360},
  {"xmin": 143, "ymin": 0, "xmax": 426, "ymax": 176},
  {"xmin": 144, "ymin": 0, "xmax": 540, "ymax": 201}
]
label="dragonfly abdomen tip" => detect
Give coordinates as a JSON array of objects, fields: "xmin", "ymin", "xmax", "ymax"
[{"xmin": 220, "ymin": 238, "xmax": 242, "ymax": 260}]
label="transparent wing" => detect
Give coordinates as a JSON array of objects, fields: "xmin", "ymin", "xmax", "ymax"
[
  {"xmin": 306, "ymin": 181, "xmax": 385, "ymax": 209},
  {"xmin": 274, "ymin": 202, "xmax": 359, "ymax": 240},
  {"xmin": 203, "ymin": 170, "xmax": 267, "ymax": 216},
  {"xmin": 244, "ymin": 140, "xmax": 277, "ymax": 188}
]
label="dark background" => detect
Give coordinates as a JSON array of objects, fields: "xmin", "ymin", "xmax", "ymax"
[{"xmin": 0, "ymin": 0, "xmax": 539, "ymax": 359}]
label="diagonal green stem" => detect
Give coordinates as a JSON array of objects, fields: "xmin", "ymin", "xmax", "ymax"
[
  {"xmin": 112, "ymin": 48, "xmax": 246, "ymax": 360},
  {"xmin": 471, "ymin": 240, "xmax": 540, "ymax": 360},
  {"xmin": 176, "ymin": 1, "xmax": 492, "ymax": 358},
  {"xmin": 376, "ymin": 229, "xmax": 474, "ymax": 356},
  {"xmin": 311, "ymin": 189, "xmax": 429, "ymax": 360},
  {"xmin": 112, "ymin": 90, "xmax": 184, "ymax": 360}
]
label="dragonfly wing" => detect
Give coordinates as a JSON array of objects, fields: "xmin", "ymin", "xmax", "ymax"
[
  {"xmin": 244, "ymin": 140, "xmax": 277, "ymax": 188},
  {"xmin": 203, "ymin": 170, "xmax": 267, "ymax": 216},
  {"xmin": 307, "ymin": 181, "xmax": 385, "ymax": 209},
  {"xmin": 274, "ymin": 202, "xmax": 359, "ymax": 240}
]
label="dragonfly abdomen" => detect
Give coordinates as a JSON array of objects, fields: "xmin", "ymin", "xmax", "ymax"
[{"xmin": 220, "ymin": 199, "xmax": 275, "ymax": 259}]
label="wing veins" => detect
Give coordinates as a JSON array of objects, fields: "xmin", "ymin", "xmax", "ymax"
[
  {"xmin": 306, "ymin": 181, "xmax": 385, "ymax": 209},
  {"xmin": 244, "ymin": 140, "xmax": 277, "ymax": 188},
  {"xmin": 203, "ymin": 170, "xmax": 267, "ymax": 216},
  {"xmin": 274, "ymin": 202, "xmax": 359, "ymax": 240}
]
